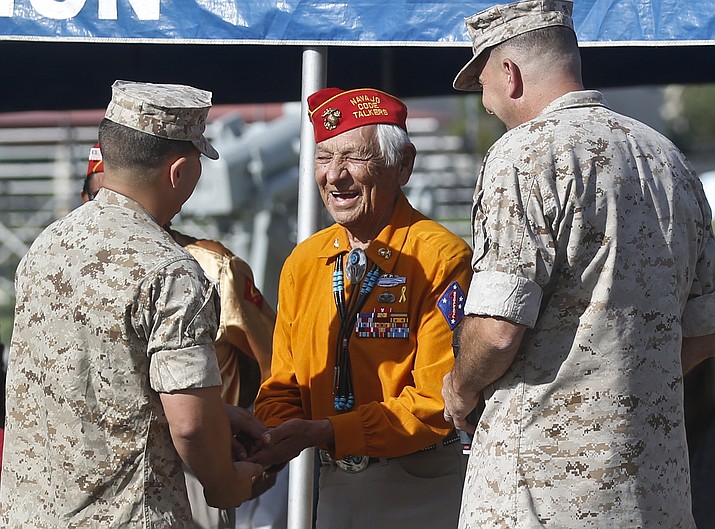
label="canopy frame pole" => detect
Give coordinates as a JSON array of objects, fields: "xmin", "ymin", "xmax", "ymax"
[
  {"xmin": 287, "ymin": 45, "xmax": 327, "ymax": 529},
  {"xmin": 296, "ymin": 46, "xmax": 326, "ymax": 241}
]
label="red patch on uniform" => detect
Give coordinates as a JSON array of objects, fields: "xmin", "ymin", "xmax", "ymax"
[{"xmin": 244, "ymin": 277, "xmax": 264, "ymax": 309}]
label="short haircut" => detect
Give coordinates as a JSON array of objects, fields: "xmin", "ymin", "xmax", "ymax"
[
  {"xmin": 375, "ymin": 124, "xmax": 412, "ymax": 168},
  {"xmin": 497, "ymin": 25, "xmax": 581, "ymax": 71},
  {"xmin": 98, "ymin": 118, "xmax": 197, "ymax": 173}
]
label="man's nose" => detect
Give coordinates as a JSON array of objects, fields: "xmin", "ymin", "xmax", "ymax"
[{"xmin": 325, "ymin": 157, "xmax": 347, "ymax": 184}]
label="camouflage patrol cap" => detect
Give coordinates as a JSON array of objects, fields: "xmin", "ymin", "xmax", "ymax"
[
  {"xmin": 104, "ymin": 80, "xmax": 219, "ymax": 160},
  {"xmin": 453, "ymin": 0, "xmax": 574, "ymax": 91}
]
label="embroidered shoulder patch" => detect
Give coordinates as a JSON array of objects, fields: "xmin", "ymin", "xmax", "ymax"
[{"xmin": 437, "ymin": 280, "xmax": 465, "ymax": 330}]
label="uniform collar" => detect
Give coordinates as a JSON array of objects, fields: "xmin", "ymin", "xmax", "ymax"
[
  {"xmin": 538, "ymin": 90, "xmax": 607, "ymax": 117},
  {"xmin": 94, "ymin": 188, "xmax": 161, "ymax": 226}
]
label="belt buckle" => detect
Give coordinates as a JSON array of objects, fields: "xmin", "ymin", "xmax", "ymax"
[
  {"xmin": 335, "ymin": 455, "xmax": 370, "ymax": 474},
  {"xmin": 320, "ymin": 450, "xmax": 370, "ymax": 473}
]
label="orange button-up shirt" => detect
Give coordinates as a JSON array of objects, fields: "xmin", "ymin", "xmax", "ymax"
[{"xmin": 255, "ymin": 193, "xmax": 472, "ymax": 459}]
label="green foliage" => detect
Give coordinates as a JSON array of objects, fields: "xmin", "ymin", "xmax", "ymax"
[
  {"xmin": 666, "ymin": 84, "xmax": 715, "ymax": 154},
  {"xmin": 0, "ymin": 305, "xmax": 12, "ymax": 351},
  {"xmin": 448, "ymin": 95, "xmax": 506, "ymax": 156}
]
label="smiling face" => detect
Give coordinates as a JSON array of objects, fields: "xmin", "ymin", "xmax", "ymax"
[{"xmin": 314, "ymin": 125, "xmax": 408, "ymax": 245}]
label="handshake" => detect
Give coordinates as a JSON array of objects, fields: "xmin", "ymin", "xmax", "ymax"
[{"xmin": 202, "ymin": 405, "xmax": 280, "ymax": 509}]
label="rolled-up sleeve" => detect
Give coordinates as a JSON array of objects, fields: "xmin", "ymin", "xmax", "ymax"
[
  {"xmin": 466, "ymin": 152, "xmax": 552, "ymax": 328},
  {"xmin": 138, "ymin": 258, "xmax": 222, "ymax": 393},
  {"xmin": 465, "ymin": 270, "xmax": 542, "ymax": 327}
]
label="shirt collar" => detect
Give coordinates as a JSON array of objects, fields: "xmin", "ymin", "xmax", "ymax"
[
  {"xmin": 94, "ymin": 188, "xmax": 160, "ymax": 225},
  {"xmin": 538, "ymin": 90, "xmax": 607, "ymax": 117},
  {"xmin": 319, "ymin": 191, "xmax": 415, "ymax": 275}
]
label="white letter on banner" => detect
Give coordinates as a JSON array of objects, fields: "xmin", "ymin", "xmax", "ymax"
[
  {"xmin": 98, "ymin": 0, "xmax": 159, "ymax": 20},
  {"xmin": 0, "ymin": 0, "xmax": 13, "ymax": 17},
  {"xmin": 30, "ymin": 0, "xmax": 85, "ymax": 19}
]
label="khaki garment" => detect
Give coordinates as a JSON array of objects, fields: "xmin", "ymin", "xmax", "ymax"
[
  {"xmin": 1, "ymin": 189, "xmax": 221, "ymax": 528},
  {"xmin": 460, "ymin": 90, "xmax": 715, "ymax": 528},
  {"xmin": 169, "ymin": 228, "xmax": 275, "ymax": 407}
]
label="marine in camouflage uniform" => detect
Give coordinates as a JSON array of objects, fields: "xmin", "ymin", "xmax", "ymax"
[
  {"xmin": 0, "ymin": 81, "xmax": 265, "ymax": 528},
  {"xmin": 2, "ymin": 190, "xmax": 222, "ymax": 527},
  {"xmin": 443, "ymin": 1, "xmax": 715, "ymax": 528},
  {"xmin": 80, "ymin": 142, "xmax": 280, "ymax": 528}
]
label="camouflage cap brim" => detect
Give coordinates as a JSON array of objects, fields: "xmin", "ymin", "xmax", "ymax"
[
  {"xmin": 105, "ymin": 80, "xmax": 220, "ymax": 160},
  {"xmin": 192, "ymin": 135, "xmax": 219, "ymax": 161},
  {"xmin": 453, "ymin": 0, "xmax": 574, "ymax": 92}
]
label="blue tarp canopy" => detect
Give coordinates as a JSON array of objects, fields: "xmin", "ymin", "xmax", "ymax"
[
  {"xmin": 1, "ymin": 0, "xmax": 714, "ymax": 111},
  {"xmin": 3, "ymin": 0, "xmax": 715, "ymax": 45}
]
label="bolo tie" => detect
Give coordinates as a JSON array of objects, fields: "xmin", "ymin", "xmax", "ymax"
[{"xmin": 332, "ymin": 247, "xmax": 382, "ymax": 411}]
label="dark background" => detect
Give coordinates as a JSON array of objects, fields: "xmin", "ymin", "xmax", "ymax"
[{"xmin": 2, "ymin": 41, "xmax": 714, "ymax": 112}]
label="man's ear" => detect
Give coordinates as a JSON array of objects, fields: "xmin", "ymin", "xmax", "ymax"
[
  {"xmin": 168, "ymin": 156, "xmax": 188, "ymax": 189},
  {"xmin": 397, "ymin": 143, "xmax": 416, "ymax": 186},
  {"xmin": 503, "ymin": 58, "xmax": 523, "ymax": 99}
]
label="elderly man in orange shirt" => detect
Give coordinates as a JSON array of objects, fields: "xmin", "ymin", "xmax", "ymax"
[{"xmin": 252, "ymin": 87, "xmax": 472, "ymax": 529}]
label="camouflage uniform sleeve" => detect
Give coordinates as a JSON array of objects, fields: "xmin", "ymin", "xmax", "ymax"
[
  {"xmin": 682, "ymin": 209, "xmax": 715, "ymax": 337},
  {"xmin": 464, "ymin": 153, "xmax": 545, "ymax": 327},
  {"xmin": 135, "ymin": 257, "xmax": 222, "ymax": 393}
]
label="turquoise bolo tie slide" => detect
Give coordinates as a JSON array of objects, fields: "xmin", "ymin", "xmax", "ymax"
[{"xmin": 345, "ymin": 247, "xmax": 367, "ymax": 283}]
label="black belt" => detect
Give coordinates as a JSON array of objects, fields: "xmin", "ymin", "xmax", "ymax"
[
  {"xmin": 319, "ymin": 430, "xmax": 461, "ymax": 473},
  {"xmin": 420, "ymin": 429, "xmax": 460, "ymax": 452}
]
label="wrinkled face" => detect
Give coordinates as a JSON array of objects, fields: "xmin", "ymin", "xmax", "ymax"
[{"xmin": 314, "ymin": 125, "xmax": 404, "ymax": 241}]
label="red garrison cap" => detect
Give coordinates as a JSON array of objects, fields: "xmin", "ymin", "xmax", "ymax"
[
  {"xmin": 86, "ymin": 143, "xmax": 104, "ymax": 176},
  {"xmin": 307, "ymin": 87, "xmax": 408, "ymax": 143}
]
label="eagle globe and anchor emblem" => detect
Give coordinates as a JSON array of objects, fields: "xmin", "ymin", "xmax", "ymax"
[{"xmin": 321, "ymin": 107, "xmax": 342, "ymax": 130}]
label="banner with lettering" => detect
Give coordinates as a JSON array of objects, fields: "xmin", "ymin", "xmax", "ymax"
[{"xmin": 1, "ymin": 0, "xmax": 714, "ymax": 46}]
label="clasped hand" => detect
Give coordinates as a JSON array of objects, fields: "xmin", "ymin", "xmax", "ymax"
[
  {"xmin": 442, "ymin": 372, "xmax": 478, "ymax": 434},
  {"xmin": 223, "ymin": 404, "xmax": 278, "ymax": 499},
  {"xmin": 246, "ymin": 418, "xmax": 333, "ymax": 472}
]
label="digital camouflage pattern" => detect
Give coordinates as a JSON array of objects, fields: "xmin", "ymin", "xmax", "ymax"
[
  {"xmin": 105, "ymin": 80, "xmax": 219, "ymax": 160},
  {"xmin": 461, "ymin": 91, "xmax": 715, "ymax": 528},
  {"xmin": 0, "ymin": 188, "xmax": 222, "ymax": 528},
  {"xmin": 453, "ymin": 0, "xmax": 574, "ymax": 91}
]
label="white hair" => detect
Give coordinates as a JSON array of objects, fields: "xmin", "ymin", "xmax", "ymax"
[{"xmin": 375, "ymin": 124, "xmax": 411, "ymax": 167}]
